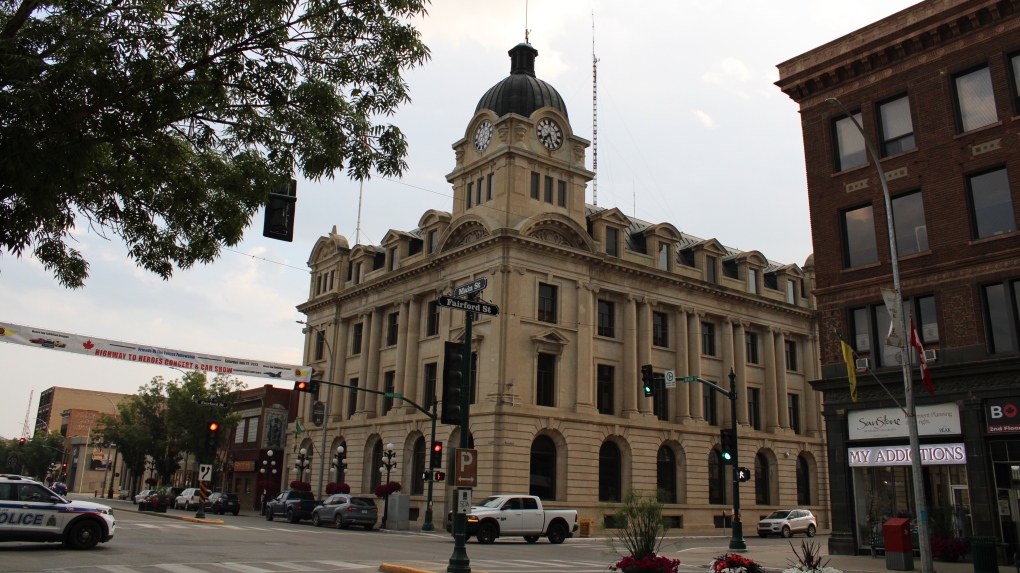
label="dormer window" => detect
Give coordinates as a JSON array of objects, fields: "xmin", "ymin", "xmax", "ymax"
[
  {"xmin": 657, "ymin": 243, "xmax": 670, "ymax": 271},
  {"xmin": 605, "ymin": 227, "xmax": 619, "ymax": 257},
  {"xmin": 706, "ymin": 256, "xmax": 718, "ymax": 283},
  {"xmin": 428, "ymin": 230, "xmax": 438, "ymax": 254},
  {"xmin": 679, "ymin": 249, "xmax": 695, "ymax": 267},
  {"xmin": 723, "ymin": 259, "xmax": 738, "ymax": 279},
  {"xmin": 748, "ymin": 269, "xmax": 758, "ymax": 294},
  {"xmin": 787, "ymin": 280, "xmax": 797, "ymax": 304},
  {"xmin": 354, "ymin": 262, "xmax": 362, "ymax": 285},
  {"xmin": 764, "ymin": 273, "xmax": 778, "ymax": 291},
  {"xmin": 388, "ymin": 247, "xmax": 398, "ymax": 271}
]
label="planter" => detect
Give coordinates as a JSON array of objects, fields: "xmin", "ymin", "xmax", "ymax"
[
  {"xmin": 152, "ymin": 504, "xmax": 168, "ymax": 513},
  {"xmin": 138, "ymin": 502, "xmax": 153, "ymax": 511}
]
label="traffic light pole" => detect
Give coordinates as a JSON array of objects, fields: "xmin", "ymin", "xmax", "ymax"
[
  {"xmin": 422, "ymin": 396, "xmax": 438, "ymax": 532},
  {"xmin": 684, "ymin": 369, "xmax": 745, "ymax": 551},
  {"xmin": 448, "ymin": 296, "xmax": 474, "ymax": 573}
]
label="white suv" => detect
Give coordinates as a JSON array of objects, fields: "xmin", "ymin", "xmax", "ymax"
[
  {"xmin": 0, "ymin": 474, "xmax": 116, "ymax": 549},
  {"xmin": 757, "ymin": 508, "xmax": 817, "ymax": 538},
  {"xmin": 174, "ymin": 488, "xmax": 201, "ymax": 510}
]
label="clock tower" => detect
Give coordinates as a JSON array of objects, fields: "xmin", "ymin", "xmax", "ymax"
[{"xmin": 447, "ymin": 42, "xmax": 593, "ymax": 232}]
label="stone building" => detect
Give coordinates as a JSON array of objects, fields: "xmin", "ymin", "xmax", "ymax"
[
  {"xmin": 292, "ymin": 42, "xmax": 825, "ymax": 531},
  {"xmin": 776, "ymin": 0, "xmax": 1020, "ymax": 557}
]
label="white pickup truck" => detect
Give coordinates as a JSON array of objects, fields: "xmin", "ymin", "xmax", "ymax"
[{"xmin": 446, "ymin": 494, "xmax": 578, "ymax": 544}]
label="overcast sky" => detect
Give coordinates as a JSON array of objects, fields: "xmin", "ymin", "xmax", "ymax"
[{"xmin": 0, "ymin": 0, "xmax": 921, "ymax": 439}]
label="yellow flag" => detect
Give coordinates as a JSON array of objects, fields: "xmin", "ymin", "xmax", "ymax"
[{"xmin": 841, "ymin": 340, "xmax": 858, "ymax": 402}]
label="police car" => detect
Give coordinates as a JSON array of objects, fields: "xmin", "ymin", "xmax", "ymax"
[{"xmin": 0, "ymin": 474, "xmax": 115, "ymax": 549}]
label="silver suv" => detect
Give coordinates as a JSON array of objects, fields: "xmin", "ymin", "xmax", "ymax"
[{"xmin": 757, "ymin": 508, "xmax": 817, "ymax": 538}]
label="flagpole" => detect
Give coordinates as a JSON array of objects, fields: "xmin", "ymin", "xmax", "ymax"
[{"xmin": 827, "ymin": 98, "xmax": 933, "ymax": 573}]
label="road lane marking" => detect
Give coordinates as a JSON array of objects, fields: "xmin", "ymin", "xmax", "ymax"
[
  {"xmin": 96, "ymin": 567, "xmax": 143, "ymax": 573},
  {"xmin": 311, "ymin": 561, "xmax": 365, "ymax": 569},
  {"xmin": 263, "ymin": 563, "xmax": 316, "ymax": 571},
  {"xmin": 215, "ymin": 563, "xmax": 276, "ymax": 573},
  {"xmin": 152, "ymin": 565, "xmax": 210, "ymax": 573}
]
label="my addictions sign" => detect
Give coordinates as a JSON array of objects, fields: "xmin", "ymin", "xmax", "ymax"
[
  {"xmin": 848, "ymin": 403, "xmax": 961, "ymax": 441},
  {"xmin": 848, "ymin": 443, "xmax": 967, "ymax": 467}
]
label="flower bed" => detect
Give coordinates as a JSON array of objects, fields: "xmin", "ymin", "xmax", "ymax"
[{"xmin": 610, "ymin": 553, "xmax": 681, "ymax": 573}]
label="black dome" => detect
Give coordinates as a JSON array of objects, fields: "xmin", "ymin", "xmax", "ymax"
[{"xmin": 475, "ymin": 43, "xmax": 568, "ymax": 119}]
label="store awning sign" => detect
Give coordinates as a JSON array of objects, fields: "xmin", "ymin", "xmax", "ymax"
[
  {"xmin": 986, "ymin": 397, "xmax": 1020, "ymax": 433},
  {"xmin": 848, "ymin": 443, "xmax": 966, "ymax": 467},
  {"xmin": 848, "ymin": 403, "xmax": 960, "ymax": 440}
]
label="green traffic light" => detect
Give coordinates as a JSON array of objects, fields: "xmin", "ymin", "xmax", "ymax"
[{"xmin": 722, "ymin": 452, "xmax": 732, "ymax": 461}]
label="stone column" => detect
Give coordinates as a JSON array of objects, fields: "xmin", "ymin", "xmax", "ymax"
[
  {"xmin": 402, "ymin": 296, "xmax": 421, "ymax": 414},
  {"xmin": 575, "ymin": 282, "xmax": 596, "ymax": 411},
  {"xmin": 365, "ymin": 307, "xmax": 384, "ymax": 416},
  {"xmin": 356, "ymin": 311, "xmax": 373, "ymax": 414},
  {"xmin": 721, "ymin": 318, "xmax": 734, "ymax": 426},
  {"xmin": 823, "ymin": 407, "xmax": 857, "ymax": 556},
  {"xmin": 331, "ymin": 316, "xmax": 349, "ymax": 420},
  {"xmin": 638, "ymin": 299, "xmax": 653, "ymax": 415},
  {"xmin": 733, "ymin": 321, "xmax": 748, "ymax": 426},
  {"xmin": 392, "ymin": 299, "xmax": 410, "ymax": 414},
  {"xmin": 623, "ymin": 295, "xmax": 638, "ymax": 417},
  {"xmin": 763, "ymin": 327, "xmax": 780, "ymax": 431},
  {"xmin": 687, "ymin": 311, "xmax": 703, "ymax": 420},
  {"xmin": 674, "ymin": 306, "xmax": 690, "ymax": 421},
  {"xmin": 775, "ymin": 330, "xmax": 789, "ymax": 430}
]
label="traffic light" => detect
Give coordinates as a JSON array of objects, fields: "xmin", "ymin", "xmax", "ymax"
[
  {"xmin": 263, "ymin": 178, "xmax": 297, "ymax": 242},
  {"xmin": 641, "ymin": 364, "xmax": 654, "ymax": 397},
  {"xmin": 433, "ymin": 470, "xmax": 446, "ymax": 482},
  {"xmin": 735, "ymin": 467, "xmax": 751, "ymax": 482},
  {"xmin": 205, "ymin": 421, "xmax": 220, "ymax": 456},
  {"xmin": 430, "ymin": 441, "xmax": 443, "ymax": 468},
  {"xmin": 720, "ymin": 428, "xmax": 736, "ymax": 465},
  {"xmin": 441, "ymin": 342, "xmax": 465, "ymax": 425},
  {"xmin": 294, "ymin": 380, "xmax": 320, "ymax": 397},
  {"xmin": 18, "ymin": 437, "xmax": 25, "ymax": 447}
]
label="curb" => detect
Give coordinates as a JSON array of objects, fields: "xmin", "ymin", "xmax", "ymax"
[
  {"xmin": 115, "ymin": 504, "xmax": 225, "ymax": 525},
  {"xmin": 379, "ymin": 564, "xmax": 490, "ymax": 573}
]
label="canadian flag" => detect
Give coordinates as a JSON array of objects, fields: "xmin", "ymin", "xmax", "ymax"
[{"xmin": 909, "ymin": 319, "xmax": 935, "ymax": 395}]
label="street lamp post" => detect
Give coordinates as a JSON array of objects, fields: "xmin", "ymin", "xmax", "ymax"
[
  {"xmin": 296, "ymin": 319, "xmax": 336, "ymax": 501},
  {"xmin": 258, "ymin": 449, "xmax": 278, "ymax": 512},
  {"xmin": 294, "ymin": 448, "xmax": 310, "ymax": 482},
  {"xmin": 93, "ymin": 393, "xmax": 120, "ymax": 499},
  {"xmin": 379, "ymin": 443, "xmax": 397, "ymax": 529},
  {"xmin": 331, "ymin": 446, "xmax": 347, "ymax": 484},
  {"xmin": 826, "ymin": 97, "xmax": 933, "ymax": 573}
]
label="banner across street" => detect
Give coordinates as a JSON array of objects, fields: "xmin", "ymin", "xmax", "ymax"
[{"xmin": 0, "ymin": 321, "xmax": 312, "ymax": 382}]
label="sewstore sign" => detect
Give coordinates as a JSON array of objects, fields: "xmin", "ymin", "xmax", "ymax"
[
  {"xmin": 848, "ymin": 403, "xmax": 961, "ymax": 441},
  {"xmin": 848, "ymin": 443, "xmax": 966, "ymax": 467}
]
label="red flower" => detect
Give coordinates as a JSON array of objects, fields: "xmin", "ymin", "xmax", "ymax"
[{"xmin": 610, "ymin": 553, "xmax": 681, "ymax": 573}]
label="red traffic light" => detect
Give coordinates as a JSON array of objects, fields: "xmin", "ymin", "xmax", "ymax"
[
  {"xmin": 432, "ymin": 442, "xmax": 442, "ymax": 454},
  {"xmin": 208, "ymin": 422, "xmax": 220, "ymax": 431}
]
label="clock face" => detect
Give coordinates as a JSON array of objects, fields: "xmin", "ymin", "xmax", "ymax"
[
  {"xmin": 474, "ymin": 120, "xmax": 492, "ymax": 152},
  {"xmin": 536, "ymin": 118, "xmax": 563, "ymax": 150}
]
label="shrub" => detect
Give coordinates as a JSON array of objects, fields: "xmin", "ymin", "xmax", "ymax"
[
  {"xmin": 145, "ymin": 477, "xmax": 158, "ymax": 486},
  {"xmin": 931, "ymin": 536, "xmax": 968, "ymax": 561},
  {"xmin": 325, "ymin": 482, "xmax": 351, "ymax": 495},
  {"xmin": 289, "ymin": 480, "xmax": 312, "ymax": 491},
  {"xmin": 374, "ymin": 481, "xmax": 401, "ymax": 498},
  {"xmin": 605, "ymin": 489, "xmax": 672, "ymax": 561}
]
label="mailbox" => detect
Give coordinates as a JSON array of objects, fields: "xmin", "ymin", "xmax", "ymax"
[{"xmin": 883, "ymin": 517, "xmax": 914, "ymax": 571}]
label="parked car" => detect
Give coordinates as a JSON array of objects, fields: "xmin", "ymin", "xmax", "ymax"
[
  {"xmin": 264, "ymin": 490, "xmax": 317, "ymax": 523},
  {"xmin": 757, "ymin": 509, "xmax": 817, "ymax": 538},
  {"xmin": 205, "ymin": 492, "xmax": 240, "ymax": 516},
  {"xmin": 133, "ymin": 490, "xmax": 152, "ymax": 504},
  {"xmin": 174, "ymin": 488, "xmax": 201, "ymax": 510},
  {"xmin": 445, "ymin": 494, "xmax": 578, "ymax": 544},
  {"xmin": 311, "ymin": 494, "xmax": 377, "ymax": 529},
  {"xmin": 51, "ymin": 482, "xmax": 68, "ymax": 495}
]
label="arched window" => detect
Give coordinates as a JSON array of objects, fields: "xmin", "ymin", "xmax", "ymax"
[
  {"xmin": 530, "ymin": 436, "xmax": 557, "ymax": 500},
  {"xmin": 708, "ymin": 449, "xmax": 726, "ymax": 505},
  {"xmin": 411, "ymin": 437, "xmax": 426, "ymax": 495},
  {"xmin": 796, "ymin": 454, "xmax": 811, "ymax": 505},
  {"xmin": 755, "ymin": 453, "xmax": 770, "ymax": 505},
  {"xmin": 599, "ymin": 441, "xmax": 622, "ymax": 502},
  {"xmin": 656, "ymin": 446, "xmax": 676, "ymax": 503},
  {"xmin": 370, "ymin": 441, "xmax": 383, "ymax": 490}
]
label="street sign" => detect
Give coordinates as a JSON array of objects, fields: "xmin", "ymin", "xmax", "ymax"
[
  {"xmin": 454, "ymin": 448, "xmax": 478, "ymax": 487},
  {"xmin": 312, "ymin": 401, "xmax": 325, "ymax": 426},
  {"xmin": 457, "ymin": 488, "xmax": 472, "ymax": 513},
  {"xmin": 438, "ymin": 296, "xmax": 499, "ymax": 317},
  {"xmin": 454, "ymin": 278, "xmax": 488, "ymax": 297},
  {"xmin": 197, "ymin": 400, "xmax": 226, "ymax": 407},
  {"xmin": 664, "ymin": 370, "xmax": 676, "ymax": 388},
  {"xmin": 199, "ymin": 464, "xmax": 212, "ymax": 481},
  {"xmin": 682, "ymin": 376, "xmax": 699, "ymax": 383}
]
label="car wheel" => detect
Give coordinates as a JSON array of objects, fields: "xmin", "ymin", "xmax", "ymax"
[
  {"xmin": 758, "ymin": 533, "xmax": 769, "ymax": 538},
  {"xmin": 287, "ymin": 509, "xmax": 299, "ymax": 524},
  {"xmin": 66, "ymin": 519, "xmax": 102, "ymax": 550},
  {"xmin": 524, "ymin": 535, "xmax": 539, "ymax": 543},
  {"xmin": 781, "ymin": 525, "xmax": 792, "ymax": 538},
  {"xmin": 364, "ymin": 522, "xmax": 374, "ymax": 530},
  {"xmin": 265, "ymin": 509, "xmax": 274, "ymax": 521},
  {"xmin": 335, "ymin": 515, "xmax": 348, "ymax": 529},
  {"xmin": 476, "ymin": 522, "xmax": 498, "ymax": 544},
  {"xmin": 547, "ymin": 522, "xmax": 567, "ymax": 544},
  {"xmin": 807, "ymin": 524, "xmax": 816, "ymax": 538},
  {"xmin": 185, "ymin": 502, "xmax": 192, "ymax": 511},
  {"xmin": 312, "ymin": 513, "xmax": 322, "ymax": 527},
  {"xmin": 232, "ymin": 510, "xmax": 239, "ymax": 516}
]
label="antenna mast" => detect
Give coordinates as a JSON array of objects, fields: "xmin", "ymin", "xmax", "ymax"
[
  {"xmin": 524, "ymin": 0, "xmax": 530, "ymax": 43},
  {"xmin": 592, "ymin": 12, "xmax": 599, "ymax": 206},
  {"xmin": 21, "ymin": 389, "xmax": 33, "ymax": 439}
]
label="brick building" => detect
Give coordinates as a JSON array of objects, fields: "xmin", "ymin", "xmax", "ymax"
[
  {"xmin": 776, "ymin": 0, "xmax": 1020, "ymax": 557},
  {"xmin": 224, "ymin": 384, "xmax": 296, "ymax": 511},
  {"xmin": 291, "ymin": 42, "xmax": 827, "ymax": 532}
]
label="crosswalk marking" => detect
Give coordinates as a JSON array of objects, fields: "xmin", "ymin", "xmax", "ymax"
[
  {"xmin": 96, "ymin": 567, "xmax": 141, "ymax": 573},
  {"xmin": 152, "ymin": 565, "xmax": 210, "ymax": 573},
  {"xmin": 263, "ymin": 563, "xmax": 315, "ymax": 571},
  {"xmin": 311, "ymin": 561, "xmax": 366, "ymax": 569},
  {"xmin": 215, "ymin": 563, "xmax": 276, "ymax": 573}
]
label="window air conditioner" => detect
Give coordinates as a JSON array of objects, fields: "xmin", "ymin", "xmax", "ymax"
[
  {"xmin": 923, "ymin": 349, "xmax": 938, "ymax": 362},
  {"xmin": 855, "ymin": 358, "xmax": 870, "ymax": 372}
]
